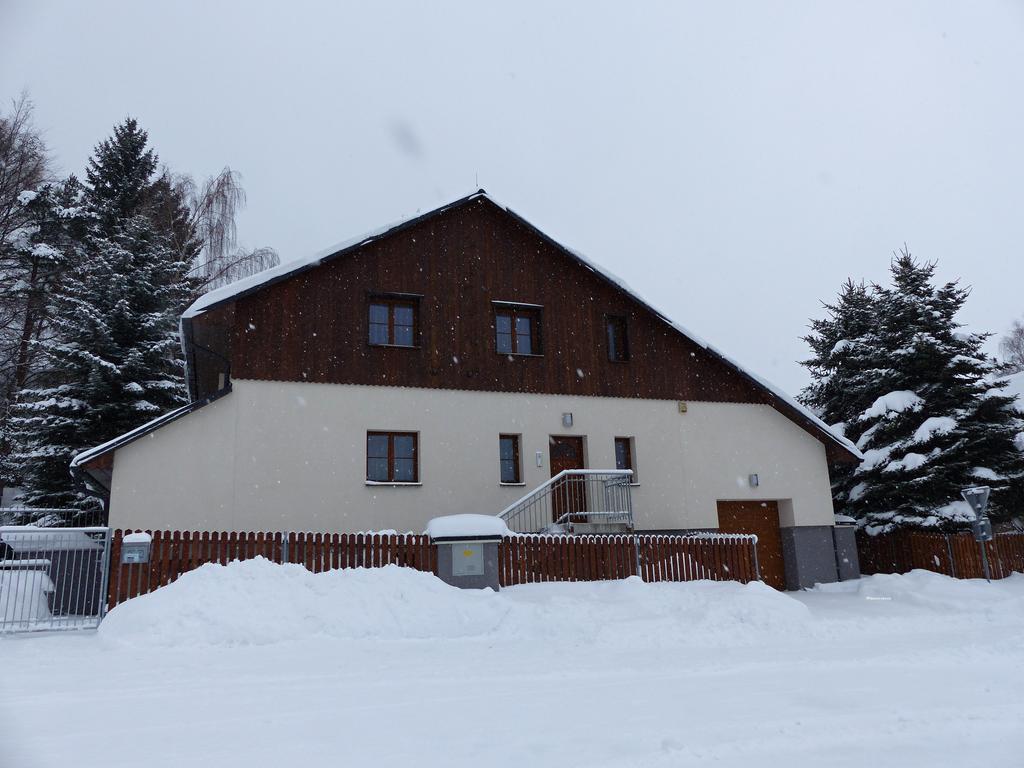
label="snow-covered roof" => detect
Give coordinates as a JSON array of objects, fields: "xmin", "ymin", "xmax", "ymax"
[
  {"xmin": 71, "ymin": 387, "xmax": 232, "ymax": 472},
  {"xmin": 182, "ymin": 209, "xmax": 426, "ymax": 319},
  {"xmin": 144, "ymin": 190, "xmax": 861, "ymax": 463}
]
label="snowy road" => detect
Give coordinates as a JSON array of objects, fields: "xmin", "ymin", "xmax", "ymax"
[{"xmin": 2, "ymin": 563, "xmax": 1023, "ymax": 767}]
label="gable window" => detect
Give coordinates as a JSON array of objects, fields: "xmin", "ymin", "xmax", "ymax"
[
  {"xmin": 366, "ymin": 431, "xmax": 418, "ymax": 482},
  {"xmin": 368, "ymin": 298, "xmax": 417, "ymax": 347},
  {"xmin": 614, "ymin": 436, "xmax": 637, "ymax": 482},
  {"xmin": 499, "ymin": 434, "xmax": 522, "ymax": 484},
  {"xmin": 607, "ymin": 315, "xmax": 629, "ymax": 362},
  {"xmin": 494, "ymin": 304, "xmax": 542, "ymax": 355}
]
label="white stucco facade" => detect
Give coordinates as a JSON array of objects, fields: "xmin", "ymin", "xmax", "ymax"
[{"xmin": 106, "ymin": 378, "xmax": 836, "ymax": 533}]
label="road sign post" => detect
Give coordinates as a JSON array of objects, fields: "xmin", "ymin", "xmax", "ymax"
[{"xmin": 961, "ymin": 486, "xmax": 992, "ymax": 582}]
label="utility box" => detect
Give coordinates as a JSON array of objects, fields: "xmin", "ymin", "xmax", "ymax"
[
  {"xmin": 120, "ymin": 533, "xmax": 152, "ymax": 564},
  {"xmin": 434, "ymin": 537, "xmax": 501, "ymax": 591},
  {"xmin": 425, "ymin": 514, "xmax": 508, "ymax": 591}
]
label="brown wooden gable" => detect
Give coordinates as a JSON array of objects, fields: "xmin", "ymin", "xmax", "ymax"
[
  {"xmin": 184, "ymin": 194, "xmax": 858, "ymax": 463},
  {"xmin": 214, "ymin": 198, "xmax": 762, "ymax": 404}
]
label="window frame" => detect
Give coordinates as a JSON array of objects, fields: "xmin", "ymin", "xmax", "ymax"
[
  {"xmin": 614, "ymin": 436, "xmax": 638, "ymax": 483},
  {"xmin": 368, "ymin": 295, "xmax": 420, "ymax": 348},
  {"xmin": 493, "ymin": 303, "xmax": 543, "ymax": 356},
  {"xmin": 606, "ymin": 314, "xmax": 630, "ymax": 363},
  {"xmin": 366, "ymin": 431, "xmax": 419, "ymax": 483},
  {"xmin": 498, "ymin": 434, "xmax": 523, "ymax": 485}
]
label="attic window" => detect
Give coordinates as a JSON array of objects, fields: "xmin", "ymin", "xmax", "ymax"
[
  {"xmin": 493, "ymin": 303, "xmax": 542, "ymax": 356},
  {"xmin": 368, "ymin": 298, "xmax": 418, "ymax": 347},
  {"xmin": 606, "ymin": 315, "xmax": 629, "ymax": 362}
]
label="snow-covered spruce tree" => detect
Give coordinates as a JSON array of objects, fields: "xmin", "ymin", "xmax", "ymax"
[
  {"xmin": 800, "ymin": 279, "xmax": 880, "ymax": 432},
  {"xmin": 5, "ymin": 119, "xmax": 196, "ymax": 512},
  {"xmin": 802, "ymin": 251, "xmax": 1024, "ymax": 532},
  {"xmin": 799, "ymin": 279, "xmax": 883, "ymax": 511}
]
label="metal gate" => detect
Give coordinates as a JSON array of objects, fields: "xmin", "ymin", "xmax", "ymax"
[{"xmin": 0, "ymin": 527, "xmax": 111, "ymax": 633}]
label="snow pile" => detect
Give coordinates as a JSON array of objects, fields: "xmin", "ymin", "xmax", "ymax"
[
  {"xmin": 506, "ymin": 577, "xmax": 811, "ymax": 648},
  {"xmin": 99, "ymin": 559, "xmax": 512, "ymax": 647},
  {"xmin": 815, "ymin": 570, "xmax": 1024, "ymax": 616},
  {"xmin": 0, "ymin": 568, "xmax": 54, "ymax": 622},
  {"xmin": 425, "ymin": 514, "xmax": 510, "ymax": 538},
  {"xmin": 99, "ymin": 558, "xmax": 809, "ymax": 649}
]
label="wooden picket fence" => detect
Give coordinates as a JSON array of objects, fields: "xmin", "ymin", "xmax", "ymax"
[
  {"xmin": 498, "ymin": 534, "xmax": 760, "ymax": 587},
  {"xmin": 857, "ymin": 530, "xmax": 1024, "ymax": 580},
  {"xmin": 107, "ymin": 530, "xmax": 761, "ymax": 608},
  {"xmin": 108, "ymin": 530, "xmax": 436, "ymax": 608}
]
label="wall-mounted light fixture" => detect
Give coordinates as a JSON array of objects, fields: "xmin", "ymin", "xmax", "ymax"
[
  {"xmin": 562, "ymin": 412, "xmax": 573, "ymax": 428},
  {"xmin": 535, "ymin": 451, "xmax": 543, "ymax": 467},
  {"xmin": 749, "ymin": 473, "xmax": 759, "ymax": 488}
]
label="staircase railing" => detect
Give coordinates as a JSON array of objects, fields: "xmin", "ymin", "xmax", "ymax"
[{"xmin": 498, "ymin": 469, "xmax": 634, "ymax": 534}]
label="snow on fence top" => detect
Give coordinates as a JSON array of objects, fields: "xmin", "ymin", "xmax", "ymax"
[
  {"xmin": 0, "ymin": 528, "xmax": 104, "ymax": 551},
  {"xmin": 179, "ymin": 190, "xmax": 859, "ymax": 460}
]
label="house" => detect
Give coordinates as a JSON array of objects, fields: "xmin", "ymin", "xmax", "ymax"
[{"xmin": 72, "ymin": 191, "xmax": 862, "ymax": 589}]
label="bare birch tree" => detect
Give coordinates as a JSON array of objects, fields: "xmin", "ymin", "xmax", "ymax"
[
  {"xmin": 173, "ymin": 167, "xmax": 279, "ymax": 292},
  {"xmin": 0, "ymin": 96, "xmax": 54, "ymax": 413},
  {"xmin": 1000, "ymin": 318, "xmax": 1024, "ymax": 374}
]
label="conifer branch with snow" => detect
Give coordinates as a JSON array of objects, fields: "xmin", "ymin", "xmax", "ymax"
[{"xmin": 801, "ymin": 249, "xmax": 1024, "ymax": 532}]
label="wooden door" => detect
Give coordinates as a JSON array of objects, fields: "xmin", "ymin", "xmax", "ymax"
[
  {"xmin": 717, "ymin": 500, "xmax": 787, "ymax": 590},
  {"xmin": 549, "ymin": 436, "xmax": 585, "ymax": 523}
]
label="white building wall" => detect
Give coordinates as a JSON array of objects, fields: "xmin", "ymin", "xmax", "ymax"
[{"xmin": 107, "ymin": 379, "xmax": 836, "ymax": 533}]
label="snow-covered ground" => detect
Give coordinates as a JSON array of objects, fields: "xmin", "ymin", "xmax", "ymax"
[{"xmin": 2, "ymin": 560, "xmax": 1023, "ymax": 768}]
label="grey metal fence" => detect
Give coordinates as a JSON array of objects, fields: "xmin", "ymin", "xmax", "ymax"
[
  {"xmin": 0, "ymin": 526, "xmax": 112, "ymax": 633},
  {"xmin": 0, "ymin": 507, "xmax": 106, "ymax": 528},
  {"xmin": 499, "ymin": 469, "xmax": 634, "ymax": 534}
]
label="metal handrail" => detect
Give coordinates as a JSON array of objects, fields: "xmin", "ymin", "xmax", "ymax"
[
  {"xmin": 498, "ymin": 469, "xmax": 634, "ymax": 534},
  {"xmin": 498, "ymin": 469, "xmax": 632, "ymax": 518}
]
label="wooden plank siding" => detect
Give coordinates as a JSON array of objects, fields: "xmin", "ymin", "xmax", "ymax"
[
  {"xmin": 189, "ymin": 198, "xmax": 768, "ymax": 402},
  {"xmin": 216, "ymin": 199, "xmax": 763, "ymax": 405}
]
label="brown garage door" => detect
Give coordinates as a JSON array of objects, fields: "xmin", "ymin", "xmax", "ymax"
[{"xmin": 717, "ymin": 500, "xmax": 786, "ymax": 590}]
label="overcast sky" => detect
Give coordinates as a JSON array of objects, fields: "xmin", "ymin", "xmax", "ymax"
[{"xmin": 2, "ymin": 1, "xmax": 1022, "ymax": 394}]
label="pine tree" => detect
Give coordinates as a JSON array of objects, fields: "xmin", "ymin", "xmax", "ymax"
[
  {"xmin": 6, "ymin": 120, "xmax": 196, "ymax": 513},
  {"xmin": 802, "ymin": 251, "xmax": 1024, "ymax": 532},
  {"xmin": 799, "ymin": 279, "xmax": 883, "ymax": 511}
]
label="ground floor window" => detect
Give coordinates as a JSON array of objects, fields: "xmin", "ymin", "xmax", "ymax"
[
  {"xmin": 367, "ymin": 431, "xmax": 418, "ymax": 482},
  {"xmin": 614, "ymin": 436, "xmax": 636, "ymax": 481},
  {"xmin": 499, "ymin": 434, "xmax": 522, "ymax": 483}
]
